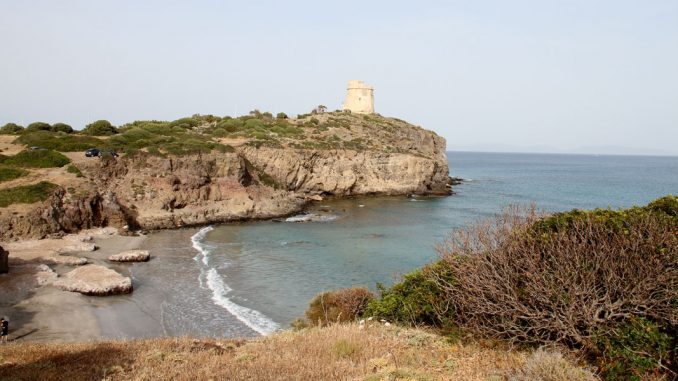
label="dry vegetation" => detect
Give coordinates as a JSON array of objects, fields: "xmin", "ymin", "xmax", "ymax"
[{"xmin": 0, "ymin": 323, "xmax": 595, "ymax": 381}]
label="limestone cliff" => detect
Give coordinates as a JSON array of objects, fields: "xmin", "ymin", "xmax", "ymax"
[{"xmin": 0, "ymin": 113, "xmax": 452, "ymax": 240}]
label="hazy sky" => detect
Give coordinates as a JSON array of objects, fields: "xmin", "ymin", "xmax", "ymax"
[{"xmin": 1, "ymin": 1, "xmax": 677, "ymax": 155}]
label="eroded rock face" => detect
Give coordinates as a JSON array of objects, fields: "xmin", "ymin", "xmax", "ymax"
[
  {"xmin": 108, "ymin": 250, "xmax": 150, "ymax": 262},
  {"xmin": 53, "ymin": 265, "xmax": 132, "ymax": 296}
]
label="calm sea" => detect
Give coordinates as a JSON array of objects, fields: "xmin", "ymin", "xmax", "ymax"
[{"xmin": 96, "ymin": 152, "xmax": 678, "ymax": 338}]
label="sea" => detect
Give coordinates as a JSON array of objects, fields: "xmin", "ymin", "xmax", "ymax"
[{"xmin": 95, "ymin": 152, "xmax": 678, "ymax": 339}]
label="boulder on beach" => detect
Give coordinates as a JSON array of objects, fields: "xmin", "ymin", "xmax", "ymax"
[
  {"xmin": 108, "ymin": 250, "xmax": 150, "ymax": 262},
  {"xmin": 56, "ymin": 242, "xmax": 97, "ymax": 254},
  {"xmin": 44, "ymin": 255, "xmax": 88, "ymax": 266},
  {"xmin": 53, "ymin": 265, "xmax": 132, "ymax": 296}
]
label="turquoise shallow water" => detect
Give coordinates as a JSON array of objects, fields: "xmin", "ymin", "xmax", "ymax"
[{"xmin": 101, "ymin": 152, "xmax": 678, "ymax": 338}]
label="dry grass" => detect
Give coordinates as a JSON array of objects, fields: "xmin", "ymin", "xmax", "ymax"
[{"xmin": 0, "ymin": 323, "xmax": 595, "ymax": 381}]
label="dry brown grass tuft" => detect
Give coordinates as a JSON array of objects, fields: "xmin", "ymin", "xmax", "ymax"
[{"xmin": 0, "ymin": 323, "xmax": 595, "ymax": 381}]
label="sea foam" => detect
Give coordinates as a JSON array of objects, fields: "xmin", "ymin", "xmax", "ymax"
[{"xmin": 190, "ymin": 226, "xmax": 279, "ymax": 335}]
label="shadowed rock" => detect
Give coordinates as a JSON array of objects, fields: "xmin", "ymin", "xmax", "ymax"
[{"xmin": 53, "ymin": 265, "xmax": 132, "ymax": 295}]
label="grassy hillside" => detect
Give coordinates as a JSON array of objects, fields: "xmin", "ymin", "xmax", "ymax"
[{"xmin": 0, "ymin": 323, "xmax": 595, "ymax": 381}]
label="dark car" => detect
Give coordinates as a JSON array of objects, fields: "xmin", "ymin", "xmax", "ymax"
[{"xmin": 85, "ymin": 148, "xmax": 100, "ymax": 157}]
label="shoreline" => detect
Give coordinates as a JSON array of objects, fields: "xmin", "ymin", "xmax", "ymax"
[
  {"xmin": 0, "ymin": 193, "xmax": 451, "ymax": 343},
  {"xmin": 0, "ymin": 229, "xmax": 147, "ymax": 343}
]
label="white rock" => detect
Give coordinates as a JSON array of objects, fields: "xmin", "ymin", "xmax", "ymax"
[
  {"xmin": 384, "ymin": 322, "xmax": 391, "ymax": 327},
  {"xmin": 53, "ymin": 265, "xmax": 132, "ymax": 295},
  {"xmin": 44, "ymin": 256, "xmax": 88, "ymax": 266},
  {"xmin": 56, "ymin": 242, "xmax": 97, "ymax": 254},
  {"xmin": 108, "ymin": 250, "xmax": 150, "ymax": 262}
]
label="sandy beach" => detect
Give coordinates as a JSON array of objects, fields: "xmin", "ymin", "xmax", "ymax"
[{"xmin": 0, "ymin": 229, "xmax": 147, "ymax": 343}]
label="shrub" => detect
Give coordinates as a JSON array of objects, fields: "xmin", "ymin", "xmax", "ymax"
[
  {"xmin": 594, "ymin": 317, "xmax": 675, "ymax": 381},
  {"xmin": 15, "ymin": 131, "xmax": 105, "ymax": 152},
  {"xmin": 82, "ymin": 120, "xmax": 117, "ymax": 136},
  {"xmin": 0, "ymin": 166, "xmax": 29, "ymax": 182},
  {"xmin": 25, "ymin": 122, "xmax": 52, "ymax": 132},
  {"xmin": 66, "ymin": 164, "xmax": 83, "ymax": 177},
  {"xmin": 0, "ymin": 123, "xmax": 24, "ymax": 134},
  {"xmin": 0, "ymin": 181, "xmax": 59, "ymax": 207},
  {"xmin": 2, "ymin": 150, "xmax": 71, "ymax": 168},
  {"xmin": 217, "ymin": 118, "xmax": 244, "ymax": 132},
  {"xmin": 433, "ymin": 200, "xmax": 678, "ymax": 378},
  {"xmin": 509, "ymin": 349, "xmax": 598, "ymax": 381},
  {"xmin": 276, "ymin": 112, "xmax": 288, "ymax": 119},
  {"xmin": 363, "ymin": 261, "xmax": 454, "ymax": 328},
  {"xmin": 51, "ymin": 123, "xmax": 74, "ymax": 133},
  {"xmin": 211, "ymin": 128, "xmax": 228, "ymax": 137},
  {"xmin": 168, "ymin": 117, "xmax": 200, "ymax": 129},
  {"xmin": 305, "ymin": 287, "xmax": 374, "ymax": 327}
]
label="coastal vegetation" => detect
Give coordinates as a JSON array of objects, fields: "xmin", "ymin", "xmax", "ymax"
[
  {"xmin": 0, "ymin": 323, "xmax": 596, "ymax": 381},
  {"xmin": 0, "ymin": 149, "xmax": 71, "ymax": 168},
  {"xmin": 356, "ymin": 196, "xmax": 678, "ymax": 380},
  {"xmin": 1, "ymin": 110, "xmax": 439, "ymax": 160},
  {"xmin": 0, "ymin": 165, "xmax": 29, "ymax": 182},
  {"xmin": 0, "ymin": 181, "xmax": 59, "ymax": 207}
]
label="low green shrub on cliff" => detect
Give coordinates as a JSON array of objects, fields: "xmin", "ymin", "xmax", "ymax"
[
  {"xmin": 82, "ymin": 120, "xmax": 118, "ymax": 136},
  {"xmin": 0, "ymin": 123, "xmax": 24, "ymax": 134},
  {"xmin": 0, "ymin": 166, "xmax": 29, "ymax": 182},
  {"xmin": 15, "ymin": 131, "xmax": 105, "ymax": 152},
  {"xmin": 0, "ymin": 150, "xmax": 70, "ymax": 168},
  {"xmin": 0, "ymin": 181, "xmax": 58, "ymax": 207},
  {"xmin": 363, "ymin": 261, "xmax": 455, "ymax": 329}
]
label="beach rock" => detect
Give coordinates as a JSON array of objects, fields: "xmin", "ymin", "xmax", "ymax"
[
  {"xmin": 62, "ymin": 234, "xmax": 94, "ymax": 243},
  {"xmin": 108, "ymin": 250, "xmax": 150, "ymax": 262},
  {"xmin": 56, "ymin": 242, "xmax": 97, "ymax": 254},
  {"xmin": 53, "ymin": 265, "xmax": 132, "ymax": 295},
  {"xmin": 307, "ymin": 195, "xmax": 323, "ymax": 201},
  {"xmin": 43, "ymin": 255, "xmax": 88, "ymax": 266}
]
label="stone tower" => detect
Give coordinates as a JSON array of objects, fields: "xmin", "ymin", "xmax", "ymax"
[{"xmin": 342, "ymin": 80, "xmax": 374, "ymax": 114}]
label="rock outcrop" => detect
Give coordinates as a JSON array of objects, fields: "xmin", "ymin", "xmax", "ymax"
[
  {"xmin": 53, "ymin": 265, "xmax": 132, "ymax": 295},
  {"xmin": 109, "ymin": 250, "xmax": 150, "ymax": 262}
]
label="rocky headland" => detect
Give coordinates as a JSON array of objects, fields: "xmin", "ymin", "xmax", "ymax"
[{"xmin": 0, "ymin": 112, "xmax": 452, "ymax": 240}]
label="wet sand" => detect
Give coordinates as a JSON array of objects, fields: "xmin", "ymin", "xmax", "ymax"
[{"xmin": 0, "ymin": 230, "xmax": 146, "ymax": 343}]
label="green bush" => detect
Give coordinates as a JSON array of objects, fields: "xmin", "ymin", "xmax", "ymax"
[
  {"xmin": 211, "ymin": 128, "xmax": 228, "ymax": 137},
  {"xmin": 82, "ymin": 120, "xmax": 117, "ymax": 136},
  {"xmin": 0, "ymin": 181, "xmax": 59, "ymax": 207},
  {"xmin": 0, "ymin": 165, "xmax": 29, "ymax": 182},
  {"xmin": 0, "ymin": 123, "xmax": 24, "ymax": 134},
  {"xmin": 363, "ymin": 261, "xmax": 454, "ymax": 328},
  {"xmin": 25, "ymin": 122, "xmax": 52, "ymax": 132},
  {"xmin": 51, "ymin": 123, "xmax": 74, "ymax": 133},
  {"xmin": 216, "ymin": 118, "xmax": 244, "ymax": 132},
  {"xmin": 594, "ymin": 317, "xmax": 676, "ymax": 381},
  {"xmin": 66, "ymin": 164, "xmax": 83, "ymax": 177},
  {"xmin": 168, "ymin": 117, "xmax": 200, "ymax": 129},
  {"xmin": 14, "ymin": 131, "xmax": 105, "ymax": 152},
  {"xmin": 2, "ymin": 150, "xmax": 71, "ymax": 168},
  {"xmin": 276, "ymin": 112, "xmax": 288, "ymax": 119}
]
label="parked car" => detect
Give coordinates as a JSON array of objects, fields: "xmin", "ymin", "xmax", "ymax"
[
  {"xmin": 85, "ymin": 148, "xmax": 100, "ymax": 157},
  {"xmin": 30, "ymin": 146, "xmax": 46, "ymax": 150}
]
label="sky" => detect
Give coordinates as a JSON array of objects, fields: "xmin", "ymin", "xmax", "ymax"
[{"xmin": 1, "ymin": 0, "xmax": 677, "ymax": 155}]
